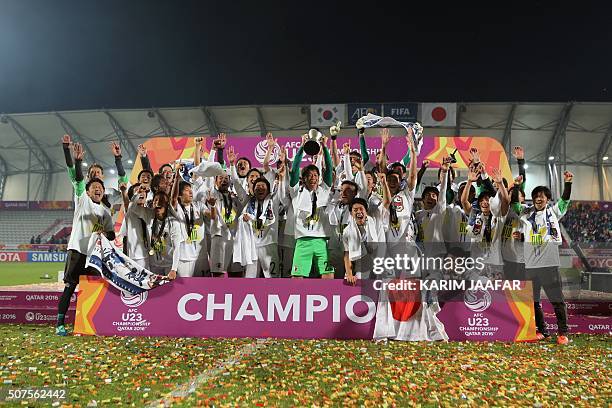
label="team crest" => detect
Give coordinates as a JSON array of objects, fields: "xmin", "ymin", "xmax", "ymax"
[{"xmin": 392, "ymin": 196, "xmax": 404, "ymax": 212}]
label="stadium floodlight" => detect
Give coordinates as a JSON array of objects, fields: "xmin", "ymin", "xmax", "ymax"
[
  {"xmin": 603, "ymin": 156, "xmax": 609, "ymax": 161},
  {"xmin": 127, "ymin": 159, "xmax": 134, "ymax": 164},
  {"xmin": 523, "ymin": 164, "xmax": 529, "ymax": 169},
  {"xmin": 82, "ymin": 162, "xmax": 88, "ymax": 167},
  {"xmin": 109, "ymin": 169, "xmax": 116, "ymax": 175},
  {"xmin": 548, "ymin": 156, "xmax": 555, "ymax": 161}
]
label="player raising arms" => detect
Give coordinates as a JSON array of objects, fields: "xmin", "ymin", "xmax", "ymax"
[
  {"xmin": 56, "ymin": 143, "xmax": 115, "ymax": 336},
  {"xmin": 288, "ymin": 133, "xmax": 335, "ymax": 279},
  {"xmin": 518, "ymin": 171, "xmax": 574, "ymax": 345}
]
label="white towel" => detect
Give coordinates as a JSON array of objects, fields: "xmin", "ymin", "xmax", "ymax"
[
  {"xmin": 189, "ymin": 161, "xmax": 225, "ymax": 179},
  {"xmin": 294, "ymin": 186, "xmax": 329, "ymax": 216},
  {"xmin": 233, "ymin": 216, "xmax": 258, "ymax": 266},
  {"xmin": 344, "ymin": 216, "xmax": 384, "ymax": 261}
]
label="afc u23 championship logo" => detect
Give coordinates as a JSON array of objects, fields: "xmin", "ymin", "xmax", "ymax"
[
  {"xmin": 120, "ymin": 291, "xmax": 148, "ymax": 308},
  {"xmin": 464, "ymin": 289, "xmax": 492, "ymax": 312},
  {"xmin": 254, "ymin": 140, "xmax": 280, "ymax": 165}
]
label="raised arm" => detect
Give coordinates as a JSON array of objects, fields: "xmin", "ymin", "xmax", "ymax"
[
  {"xmin": 331, "ymin": 138, "xmax": 341, "ymax": 168},
  {"xmin": 461, "ymin": 168, "xmax": 479, "ymax": 214},
  {"xmin": 379, "ymin": 128, "xmax": 390, "ymax": 172},
  {"xmin": 262, "ymin": 132, "xmax": 276, "ymax": 174},
  {"xmin": 437, "ymin": 157, "xmax": 450, "ymax": 210},
  {"xmin": 322, "ymin": 141, "xmax": 333, "ymax": 188},
  {"xmin": 110, "ymin": 141, "xmax": 129, "ymax": 185},
  {"xmin": 359, "ymin": 130, "xmax": 370, "ymax": 165},
  {"xmin": 61, "ymin": 135, "xmax": 77, "ymax": 186},
  {"xmin": 491, "ymin": 168, "xmax": 509, "ymax": 216},
  {"xmin": 194, "ymin": 137, "xmax": 204, "ymax": 167},
  {"xmin": 290, "ymin": 135, "xmax": 306, "ymax": 187},
  {"xmin": 214, "ymin": 133, "xmax": 227, "ymax": 168},
  {"xmin": 555, "ymin": 171, "xmax": 574, "ymax": 218},
  {"xmin": 170, "ymin": 165, "xmax": 180, "ymax": 209},
  {"xmin": 416, "ymin": 159, "xmax": 429, "ymax": 192},
  {"xmin": 405, "ymin": 128, "xmax": 418, "ymax": 191},
  {"xmin": 72, "ymin": 143, "xmax": 86, "ymax": 197},
  {"xmin": 138, "ymin": 144, "xmax": 153, "ymax": 173},
  {"xmin": 512, "ymin": 146, "xmax": 526, "ymax": 190},
  {"xmin": 377, "ymin": 172, "xmax": 392, "ymax": 209}
]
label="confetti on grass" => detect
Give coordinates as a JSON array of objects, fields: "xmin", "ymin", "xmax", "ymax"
[{"xmin": 0, "ymin": 325, "xmax": 609, "ymax": 407}]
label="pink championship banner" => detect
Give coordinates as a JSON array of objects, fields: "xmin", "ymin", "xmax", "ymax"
[
  {"xmin": 130, "ymin": 136, "xmax": 513, "ymax": 182},
  {"xmin": 0, "ymin": 291, "xmax": 77, "ymax": 324},
  {"xmin": 75, "ymin": 277, "xmax": 537, "ymax": 341}
]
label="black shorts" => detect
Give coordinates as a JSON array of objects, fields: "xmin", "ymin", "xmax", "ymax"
[
  {"xmin": 63, "ymin": 249, "xmax": 97, "ymax": 285},
  {"xmin": 503, "ymin": 260, "xmax": 526, "ymax": 280}
]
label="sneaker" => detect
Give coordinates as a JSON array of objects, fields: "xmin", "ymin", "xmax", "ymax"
[
  {"xmin": 556, "ymin": 335, "xmax": 569, "ymax": 345},
  {"xmin": 55, "ymin": 325, "xmax": 68, "ymax": 336},
  {"xmin": 535, "ymin": 332, "xmax": 550, "ymax": 341}
]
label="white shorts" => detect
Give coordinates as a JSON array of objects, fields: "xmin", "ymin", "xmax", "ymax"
[
  {"xmin": 245, "ymin": 244, "xmax": 279, "ymax": 278},
  {"xmin": 210, "ymin": 236, "xmax": 233, "ymax": 274},
  {"xmin": 177, "ymin": 259, "xmax": 197, "ymax": 278}
]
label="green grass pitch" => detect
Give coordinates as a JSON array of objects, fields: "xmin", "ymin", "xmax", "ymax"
[
  {"xmin": 0, "ymin": 325, "xmax": 608, "ymax": 407},
  {"xmin": 0, "ymin": 263, "xmax": 63, "ymax": 287}
]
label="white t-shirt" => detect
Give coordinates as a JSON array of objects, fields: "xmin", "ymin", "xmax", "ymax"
[
  {"xmin": 208, "ymin": 188, "xmax": 243, "ymax": 240},
  {"xmin": 465, "ymin": 193, "xmax": 507, "ymax": 266},
  {"xmin": 326, "ymin": 193, "xmax": 352, "ymax": 251},
  {"xmin": 444, "ymin": 204, "xmax": 470, "ymax": 252},
  {"xmin": 126, "ymin": 205, "xmax": 181, "ymax": 270},
  {"xmin": 501, "ymin": 205, "xmax": 525, "ymax": 263},
  {"xmin": 171, "ymin": 201, "xmax": 207, "ymax": 261},
  {"xmin": 68, "ymin": 193, "xmax": 114, "ymax": 255},
  {"xmin": 290, "ymin": 183, "xmax": 332, "ymax": 239},
  {"xmin": 519, "ymin": 202, "xmax": 566, "ymax": 269},
  {"xmin": 414, "ymin": 170, "xmax": 449, "ymax": 256},
  {"xmin": 123, "ymin": 202, "xmax": 149, "ymax": 260},
  {"xmin": 241, "ymin": 194, "xmax": 281, "ymax": 246},
  {"xmin": 386, "ymin": 188, "xmax": 416, "ymax": 245},
  {"xmin": 148, "ymin": 217, "xmax": 181, "ymax": 270},
  {"xmin": 342, "ymin": 211, "xmax": 386, "ymax": 262}
]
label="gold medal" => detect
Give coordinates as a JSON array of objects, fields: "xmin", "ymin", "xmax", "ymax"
[{"xmin": 149, "ymin": 249, "xmax": 155, "ymax": 256}]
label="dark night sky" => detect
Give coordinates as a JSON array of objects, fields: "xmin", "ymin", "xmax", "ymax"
[{"xmin": 0, "ymin": 0, "xmax": 611, "ymax": 113}]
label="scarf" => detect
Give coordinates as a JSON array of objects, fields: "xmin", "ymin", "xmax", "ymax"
[{"xmin": 356, "ymin": 113, "xmax": 424, "ymax": 154}]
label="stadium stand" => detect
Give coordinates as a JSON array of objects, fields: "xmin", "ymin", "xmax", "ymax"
[
  {"xmin": 561, "ymin": 201, "xmax": 612, "ymax": 243},
  {"xmin": 0, "ymin": 210, "xmax": 73, "ymax": 246}
]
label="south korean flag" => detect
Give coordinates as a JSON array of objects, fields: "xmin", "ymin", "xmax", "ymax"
[{"xmin": 311, "ymin": 104, "xmax": 346, "ymax": 127}]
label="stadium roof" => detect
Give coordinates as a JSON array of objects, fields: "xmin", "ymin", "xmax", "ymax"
[{"xmin": 0, "ymin": 102, "xmax": 611, "ymax": 198}]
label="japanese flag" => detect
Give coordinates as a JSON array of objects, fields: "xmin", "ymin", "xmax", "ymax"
[
  {"xmin": 310, "ymin": 104, "xmax": 346, "ymax": 127},
  {"xmin": 421, "ymin": 103, "xmax": 457, "ymax": 127}
]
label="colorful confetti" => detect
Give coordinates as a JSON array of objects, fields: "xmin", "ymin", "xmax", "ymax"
[{"xmin": 0, "ymin": 325, "xmax": 609, "ymax": 407}]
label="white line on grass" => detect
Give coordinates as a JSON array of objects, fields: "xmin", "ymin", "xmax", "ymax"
[{"xmin": 147, "ymin": 338, "xmax": 270, "ymax": 407}]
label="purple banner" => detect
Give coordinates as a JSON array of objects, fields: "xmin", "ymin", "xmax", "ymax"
[
  {"xmin": 0, "ymin": 309, "xmax": 74, "ymax": 324},
  {"xmin": 544, "ymin": 314, "xmax": 611, "ymax": 334},
  {"xmin": 0, "ymin": 201, "xmax": 73, "ymax": 210},
  {"xmin": 75, "ymin": 278, "xmax": 535, "ymax": 341},
  {"xmin": 230, "ymin": 137, "xmax": 436, "ymax": 168},
  {"xmin": 0, "ymin": 291, "xmax": 77, "ymax": 309},
  {"xmin": 542, "ymin": 300, "xmax": 611, "ymax": 316},
  {"xmin": 436, "ymin": 289, "xmax": 533, "ymax": 341}
]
